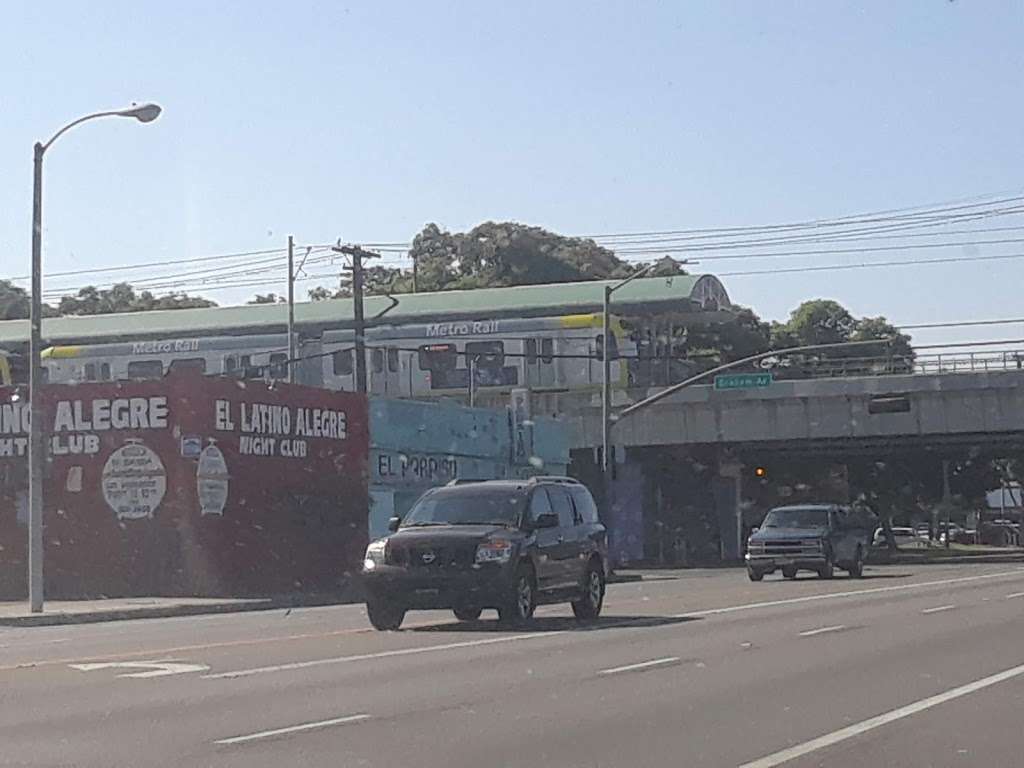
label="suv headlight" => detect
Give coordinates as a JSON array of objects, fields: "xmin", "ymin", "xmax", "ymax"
[
  {"xmin": 364, "ymin": 539, "xmax": 387, "ymax": 571},
  {"xmin": 475, "ymin": 538, "xmax": 513, "ymax": 564},
  {"xmin": 747, "ymin": 540, "xmax": 765, "ymax": 551}
]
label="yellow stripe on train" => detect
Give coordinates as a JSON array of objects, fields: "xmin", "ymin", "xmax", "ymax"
[{"xmin": 41, "ymin": 346, "xmax": 83, "ymax": 359}]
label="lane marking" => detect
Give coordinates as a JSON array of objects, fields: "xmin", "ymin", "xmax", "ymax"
[
  {"xmin": 215, "ymin": 714, "xmax": 370, "ymax": 745},
  {"xmin": 677, "ymin": 569, "xmax": 1024, "ymax": 620},
  {"xmin": 70, "ymin": 660, "xmax": 210, "ymax": 678},
  {"xmin": 598, "ymin": 657, "xmax": 680, "ymax": 676},
  {"xmin": 1006, "ymin": 592, "xmax": 1024, "ymax": 599},
  {"xmin": 921, "ymin": 604, "xmax": 956, "ymax": 614},
  {"xmin": 202, "ymin": 631, "xmax": 564, "ymax": 680},
  {"xmin": 737, "ymin": 661, "xmax": 1024, "ymax": 768},
  {"xmin": 798, "ymin": 625, "xmax": 846, "ymax": 637},
  {"xmin": 4, "ymin": 568, "xmax": 1021, "ymax": 675}
]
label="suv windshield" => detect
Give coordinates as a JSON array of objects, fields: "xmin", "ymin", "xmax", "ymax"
[
  {"xmin": 762, "ymin": 507, "xmax": 830, "ymax": 529},
  {"xmin": 402, "ymin": 488, "xmax": 525, "ymax": 527}
]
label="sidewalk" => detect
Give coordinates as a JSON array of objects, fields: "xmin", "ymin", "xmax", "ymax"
[{"xmin": 0, "ymin": 596, "xmax": 278, "ymax": 627}]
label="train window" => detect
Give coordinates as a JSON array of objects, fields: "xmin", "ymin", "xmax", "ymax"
[
  {"xmin": 100, "ymin": 362, "xmax": 111, "ymax": 381},
  {"xmin": 371, "ymin": 348, "xmax": 385, "ymax": 374},
  {"xmin": 419, "ymin": 343, "xmax": 459, "ymax": 388},
  {"xmin": 466, "ymin": 341, "xmax": 506, "ymax": 387},
  {"xmin": 332, "ymin": 349, "xmax": 354, "ymax": 376},
  {"xmin": 268, "ymin": 353, "xmax": 288, "ymax": 380},
  {"xmin": 84, "ymin": 363, "xmax": 96, "ymax": 381},
  {"xmin": 388, "ymin": 348, "xmax": 400, "ymax": 373},
  {"xmin": 595, "ymin": 333, "xmax": 619, "ymax": 360},
  {"xmin": 525, "ymin": 338, "xmax": 538, "ymax": 364},
  {"xmin": 127, "ymin": 360, "xmax": 164, "ymax": 380},
  {"xmin": 540, "ymin": 338, "xmax": 554, "ymax": 364},
  {"xmin": 169, "ymin": 358, "xmax": 207, "ymax": 375}
]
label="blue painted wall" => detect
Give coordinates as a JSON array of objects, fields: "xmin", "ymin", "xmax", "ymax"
[{"xmin": 367, "ymin": 398, "xmax": 569, "ymax": 538}]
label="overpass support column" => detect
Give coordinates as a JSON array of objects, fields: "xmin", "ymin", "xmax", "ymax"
[{"xmin": 715, "ymin": 453, "xmax": 744, "ymax": 562}]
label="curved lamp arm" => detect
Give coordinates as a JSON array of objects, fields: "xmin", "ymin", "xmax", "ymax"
[{"xmin": 40, "ymin": 103, "xmax": 162, "ymax": 153}]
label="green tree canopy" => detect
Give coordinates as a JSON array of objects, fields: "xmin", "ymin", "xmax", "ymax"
[{"xmin": 57, "ymin": 283, "xmax": 216, "ymax": 315}]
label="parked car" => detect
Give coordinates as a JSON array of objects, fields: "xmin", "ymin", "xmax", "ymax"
[
  {"xmin": 746, "ymin": 503, "xmax": 876, "ymax": 581},
  {"xmin": 874, "ymin": 526, "xmax": 929, "ymax": 550},
  {"xmin": 361, "ymin": 477, "xmax": 608, "ymax": 630}
]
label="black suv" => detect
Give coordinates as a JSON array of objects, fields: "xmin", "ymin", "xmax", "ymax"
[
  {"xmin": 361, "ymin": 477, "xmax": 608, "ymax": 630},
  {"xmin": 745, "ymin": 503, "xmax": 876, "ymax": 581}
]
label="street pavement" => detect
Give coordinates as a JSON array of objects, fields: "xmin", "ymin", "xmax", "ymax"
[{"xmin": 3, "ymin": 562, "xmax": 1024, "ymax": 767}]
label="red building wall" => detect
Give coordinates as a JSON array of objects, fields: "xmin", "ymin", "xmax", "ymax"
[{"xmin": 0, "ymin": 373, "xmax": 369, "ymax": 598}]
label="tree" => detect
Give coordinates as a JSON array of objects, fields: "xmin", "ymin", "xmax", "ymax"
[
  {"xmin": 852, "ymin": 316, "xmax": 914, "ymax": 360},
  {"xmin": 0, "ymin": 280, "xmax": 30, "ymax": 320},
  {"xmin": 57, "ymin": 283, "xmax": 216, "ymax": 315},
  {"xmin": 247, "ymin": 293, "xmax": 285, "ymax": 305},
  {"xmin": 778, "ymin": 299, "xmax": 857, "ymax": 346}
]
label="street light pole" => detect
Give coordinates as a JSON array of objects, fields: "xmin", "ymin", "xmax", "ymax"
[{"xmin": 27, "ymin": 103, "xmax": 162, "ymax": 613}]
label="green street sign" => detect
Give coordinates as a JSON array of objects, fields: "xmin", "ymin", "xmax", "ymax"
[{"xmin": 713, "ymin": 372, "xmax": 774, "ymax": 391}]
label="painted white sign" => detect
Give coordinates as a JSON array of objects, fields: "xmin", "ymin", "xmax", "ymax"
[
  {"xmin": 102, "ymin": 440, "xmax": 167, "ymax": 520},
  {"xmin": 197, "ymin": 444, "xmax": 229, "ymax": 516},
  {"xmin": 70, "ymin": 661, "xmax": 209, "ymax": 679}
]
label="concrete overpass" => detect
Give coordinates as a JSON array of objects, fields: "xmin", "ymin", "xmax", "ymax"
[{"xmin": 569, "ymin": 369, "xmax": 1024, "ymax": 452}]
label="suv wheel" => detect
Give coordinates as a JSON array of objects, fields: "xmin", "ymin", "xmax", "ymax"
[
  {"xmin": 366, "ymin": 598, "xmax": 406, "ymax": 631},
  {"xmin": 747, "ymin": 568, "xmax": 764, "ymax": 582},
  {"xmin": 498, "ymin": 566, "xmax": 536, "ymax": 626},
  {"xmin": 848, "ymin": 546, "xmax": 865, "ymax": 578},
  {"xmin": 818, "ymin": 552, "xmax": 835, "ymax": 580},
  {"xmin": 572, "ymin": 562, "xmax": 605, "ymax": 620},
  {"xmin": 782, "ymin": 566, "xmax": 798, "ymax": 579},
  {"xmin": 453, "ymin": 607, "xmax": 483, "ymax": 622}
]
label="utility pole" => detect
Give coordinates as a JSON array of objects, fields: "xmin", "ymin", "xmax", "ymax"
[
  {"xmin": 468, "ymin": 355, "xmax": 477, "ymax": 407},
  {"xmin": 942, "ymin": 459, "xmax": 952, "ymax": 550},
  {"xmin": 286, "ymin": 235, "xmax": 295, "ymax": 383},
  {"xmin": 29, "ymin": 142, "xmax": 44, "ymax": 614},
  {"xmin": 332, "ymin": 244, "xmax": 380, "ymax": 394},
  {"xmin": 412, "ymin": 254, "xmax": 419, "ymax": 293}
]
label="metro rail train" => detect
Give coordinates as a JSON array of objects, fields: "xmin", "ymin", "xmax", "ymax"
[
  {"xmin": 38, "ymin": 313, "xmax": 634, "ymax": 398},
  {"xmin": 0, "ymin": 275, "xmax": 732, "ymax": 397}
]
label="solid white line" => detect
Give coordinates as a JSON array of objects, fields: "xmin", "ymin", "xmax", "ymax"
[
  {"xmin": 798, "ymin": 625, "xmax": 846, "ymax": 637},
  {"xmin": 202, "ymin": 631, "xmax": 562, "ymax": 679},
  {"xmin": 1006, "ymin": 592, "xmax": 1024, "ymax": 599},
  {"xmin": 598, "ymin": 657, "xmax": 680, "ymax": 676},
  {"xmin": 215, "ymin": 714, "xmax": 370, "ymax": 745},
  {"xmin": 203, "ymin": 568, "xmax": 1024, "ymax": 681},
  {"xmin": 737, "ymin": 661, "xmax": 1024, "ymax": 768},
  {"xmin": 921, "ymin": 604, "xmax": 956, "ymax": 614},
  {"xmin": 677, "ymin": 569, "xmax": 1024, "ymax": 620}
]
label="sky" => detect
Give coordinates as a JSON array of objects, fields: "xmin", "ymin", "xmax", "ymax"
[{"xmin": 1, "ymin": 1, "xmax": 1023, "ymax": 350}]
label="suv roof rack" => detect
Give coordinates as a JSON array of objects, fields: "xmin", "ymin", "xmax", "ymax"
[{"xmin": 526, "ymin": 475, "xmax": 581, "ymax": 486}]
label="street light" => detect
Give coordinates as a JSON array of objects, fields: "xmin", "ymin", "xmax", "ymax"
[{"xmin": 28, "ymin": 103, "xmax": 162, "ymax": 613}]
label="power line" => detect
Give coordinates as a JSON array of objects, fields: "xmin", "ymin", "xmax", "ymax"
[
  {"xmin": 898, "ymin": 318, "xmax": 1024, "ymax": 331},
  {"xmin": 719, "ymin": 250, "xmax": 1024, "ymax": 277}
]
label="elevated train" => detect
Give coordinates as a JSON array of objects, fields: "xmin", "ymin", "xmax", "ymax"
[{"xmin": 0, "ymin": 275, "xmax": 732, "ymax": 398}]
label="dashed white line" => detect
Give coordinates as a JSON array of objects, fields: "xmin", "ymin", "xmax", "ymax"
[
  {"xmin": 598, "ymin": 657, "xmax": 681, "ymax": 676},
  {"xmin": 1006, "ymin": 591, "xmax": 1024, "ymax": 599},
  {"xmin": 677, "ymin": 569, "xmax": 1023, "ymax": 620},
  {"xmin": 798, "ymin": 625, "xmax": 846, "ymax": 637},
  {"xmin": 737, "ymin": 661, "xmax": 1024, "ymax": 768},
  {"xmin": 921, "ymin": 604, "xmax": 956, "ymax": 615},
  {"xmin": 202, "ymin": 631, "xmax": 562, "ymax": 679},
  {"xmin": 215, "ymin": 714, "xmax": 370, "ymax": 745}
]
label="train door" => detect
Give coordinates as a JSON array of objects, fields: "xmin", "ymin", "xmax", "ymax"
[
  {"xmin": 523, "ymin": 337, "xmax": 556, "ymax": 388},
  {"xmin": 326, "ymin": 347, "xmax": 356, "ymax": 391}
]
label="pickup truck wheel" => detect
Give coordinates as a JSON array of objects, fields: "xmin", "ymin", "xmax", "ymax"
[
  {"xmin": 782, "ymin": 566, "xmax": 798, "ymax": 579},
  {"xmin": 747, "ymin": 568, "xmax": 764, "ymax": 582},
  {"xmin": 453, "ymin": 607, "xmax": 483, "ymax": 622},
  {"xmin": 818, "ymin": 552, "xmax": 835, "ymax": 580},
  {"xmin": 498, "ymin": 566, "xmax": 536, "ymax": 626},
  {"xmin": 366, "ymin": 598, "xmax": 406, "ymax": 631},
  {"xmin": 848, "ymin": 546, "xmax": 865, "ymax": 578},
  {"xmin": 572, "ymin": 562, "xmax": 605, "ymax": 621}
]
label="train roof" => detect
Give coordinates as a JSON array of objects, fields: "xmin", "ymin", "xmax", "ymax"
[{"xmin": 0, "ymin": 274, "xmax": 730, "ymax": 346}]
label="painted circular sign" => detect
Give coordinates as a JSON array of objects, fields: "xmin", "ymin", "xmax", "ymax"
[
  {"xmin": 196, "ymin": 443, "xmax": 230, "ymax": 516},
  {"xmin": 102, "ymin": 440, "xmax": 167, "ymax": 520}
]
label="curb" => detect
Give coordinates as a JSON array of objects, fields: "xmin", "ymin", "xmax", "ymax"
[{"xmin": 0, "ymin": 590, "xmax": 365, "ymax": 628}]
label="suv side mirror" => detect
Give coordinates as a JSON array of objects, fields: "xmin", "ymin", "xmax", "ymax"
[
  {"xmin": 387, "ymin": 516, "xmax": 401, "ymax": 533},
  {"xmin": 533, "ymin": 512, "xmax": 559, "ymax": 529},
  {"xmin": 750, "ymin": 527, "xmax": 759, "ymax": 535}
]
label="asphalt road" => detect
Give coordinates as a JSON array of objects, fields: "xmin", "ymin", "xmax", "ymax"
[{"xmin": 3, "ymin": 562, "xmax": 1024, "ymax": 767}]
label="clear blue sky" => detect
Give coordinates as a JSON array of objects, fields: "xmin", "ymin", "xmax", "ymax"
[{"xmin": 2, "ymin": 1, "xmax": 1022, "ymax": 348}]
